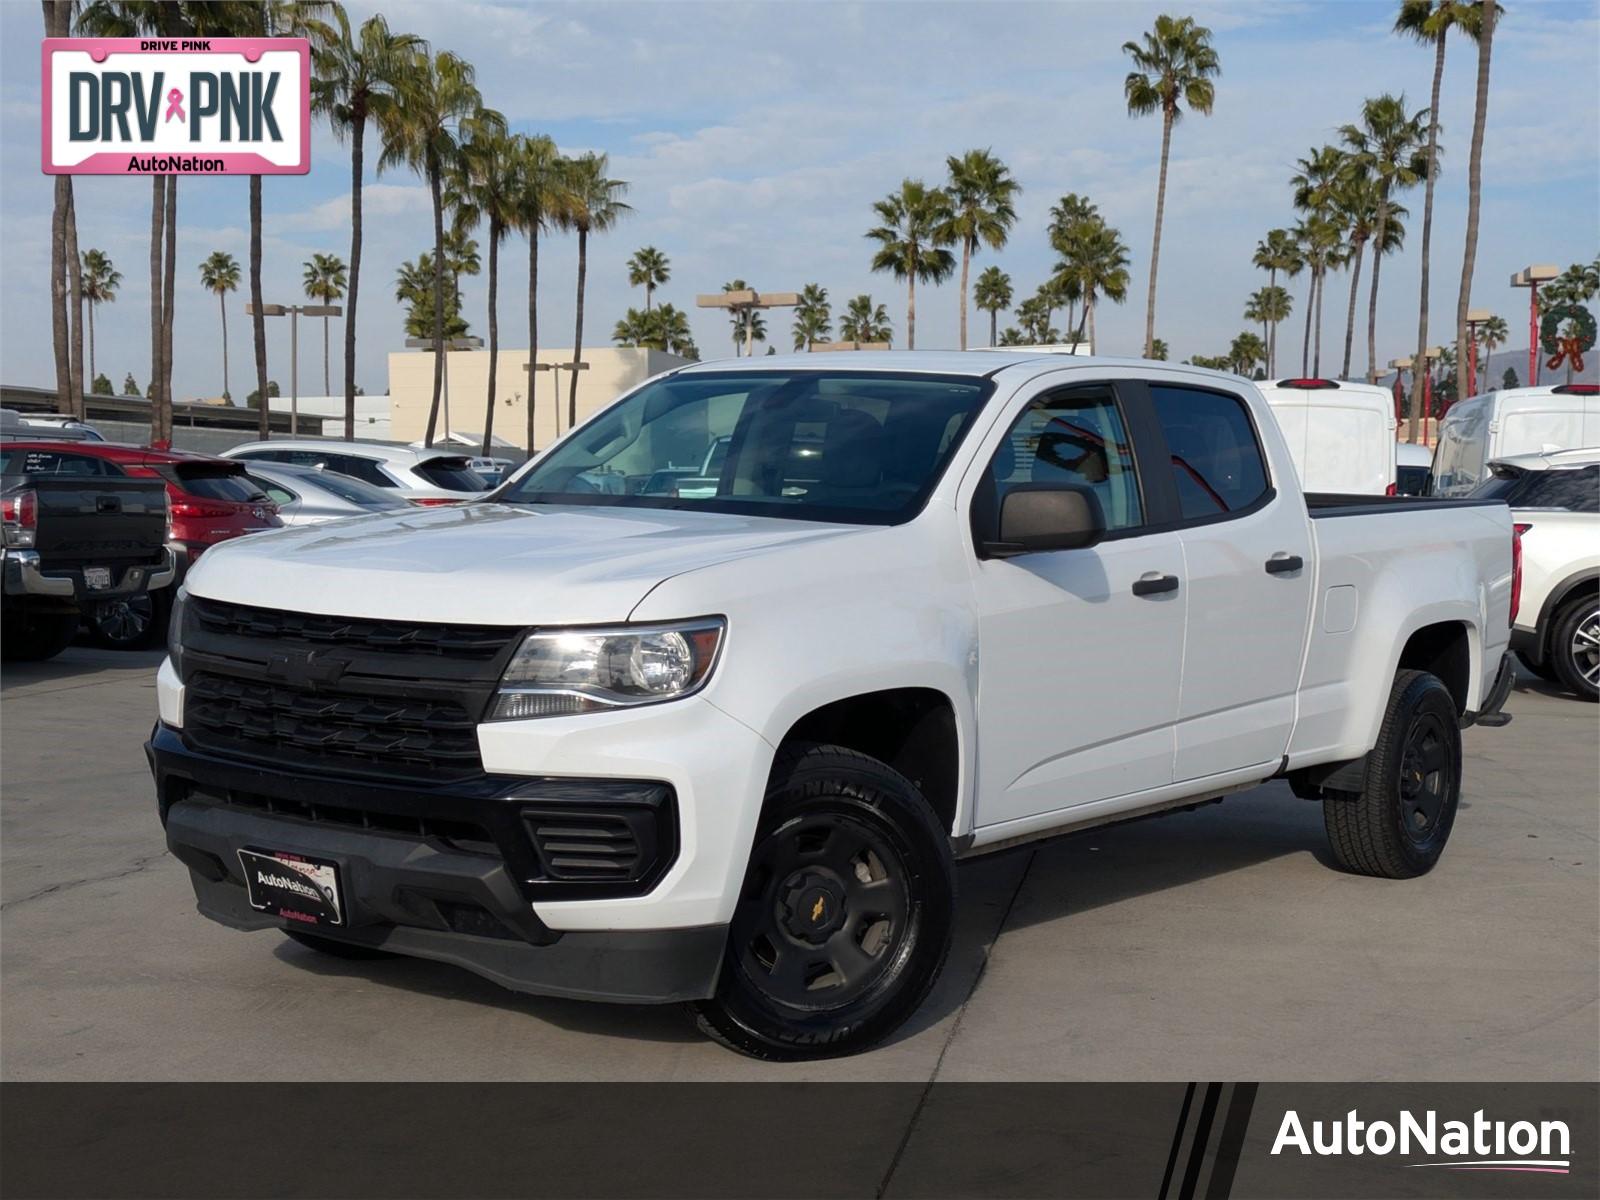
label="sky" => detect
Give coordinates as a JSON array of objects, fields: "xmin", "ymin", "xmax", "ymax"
[{"xmin": 2, "ymin": 0, "xmax": 1596, "ymax": 404}]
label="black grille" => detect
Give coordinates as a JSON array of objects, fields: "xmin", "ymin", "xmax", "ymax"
[
  {"xmin": 180, "ymin": 599, "xmax": 524, "ymax": 781},
  {"xmin": 192, "ymin": 597, "xmax": 517, "ymax": 659},
  {"xmin": 523, "ymin": 807, "xmax": 661, "ymax": 884}
]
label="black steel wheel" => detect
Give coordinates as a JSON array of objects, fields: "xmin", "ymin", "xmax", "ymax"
[
  {"xmin": 693, "ymin": 743, "xmax": 954, "ymax": 1060},
  {"xmin": 87, "ymin": 591, "xmax": 166, "ymax": 651},
  {"xmin": 1324, "ymin": 669, "xmax": 1462, "ymax": 879}
]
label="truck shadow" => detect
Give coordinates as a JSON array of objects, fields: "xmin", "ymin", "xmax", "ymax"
[
  {"xmin": 271, "ymin": 781, "xmax": 1343, "ymax": 1057},
  {"xmin": 0, "ymin": 645, "xmax": 166, "ymax": 690}
]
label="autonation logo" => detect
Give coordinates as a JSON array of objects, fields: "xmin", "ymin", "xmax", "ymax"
[{"xmin": 1272, "ymin": 1108, "xmax": 1571, "ymax": 1175}]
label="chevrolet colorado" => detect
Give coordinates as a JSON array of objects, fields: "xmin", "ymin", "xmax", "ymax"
[{"xmin": 150, "ymin": 354, "xmax": 1517, "ymax": 1059}]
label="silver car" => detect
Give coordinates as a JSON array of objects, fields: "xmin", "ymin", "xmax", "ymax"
[{"xmin": 241, "ymin": 462, "xmax": 411, "ymax": 526}]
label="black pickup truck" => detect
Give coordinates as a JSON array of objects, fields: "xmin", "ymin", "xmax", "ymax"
[{"xmin": 2, "ymin": 443, "xmax": 175, "ymax": 662}]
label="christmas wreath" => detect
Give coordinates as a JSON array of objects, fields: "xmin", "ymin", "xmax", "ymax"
[{"xmin": 1541, "ymin": 302, "xmax": 1596, "ymax": 374}]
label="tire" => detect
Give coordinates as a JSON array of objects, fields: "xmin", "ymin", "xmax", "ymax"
[
  {"xmin": 692, "ymin": 743, "xmax": 955, "ymax": 1060},
  {"xmin": 1324, "ymin": 669, "xmax": 1462, "ymax": 879},
  {"xmin": 1548, "ymin": 594, "xmax": 1600, "ymax": 702},
  {"xmin": 1514, "ymin": 649, "xmax": 1558, "ymax": 683},
  {"xmin": 86, "ymin": 590, "xmax": 167, "ymax": 651},
  {"xmin": 282, "ymin": 929, "xmax": 395, "ymax": 960},
  {"xmin": 1, "ymin": 607, "xmax": 80, "ymax": 662}
]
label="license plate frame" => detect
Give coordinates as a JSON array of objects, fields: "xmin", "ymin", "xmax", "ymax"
[
  {"xmin": 237, "ymin": 848, "xmax": 344, "ymax": 927},
  {"xmin": 83, "ymin": 566, "xmax": 112, "ymax": 590}
]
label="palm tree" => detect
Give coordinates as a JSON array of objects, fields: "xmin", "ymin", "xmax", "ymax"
[
  {"xmin": 721, "ymin": 279, "xmax": 767, "ymax": 354},
  {"xmin": 940, "ymin": 149, "xmax": 1020, "ymax": 350},
  {"xmin": 1294, "ymin": 215, "xmax": 1345, "ymax": 377},
  {"xmin": 1229, "ymin": 331, "xmax": 1268, "ymax": 376},
  {"xmin": 866, "ymin": 179, "xmax": 955, "ymax": 350},
  {"xmin": 379, "ymin": 49, "xmax": 491, "ymax": 446},
  {"xmin": 395, "ymin": 252, "xmax": 468, "ymax": 340},
  {"xmin": 447, "ymin": 121, "xmax": 518, "ymax": 453},
  {"xmin": 1053, "ymin": 218, "xmax": 1131, "ymax": 350},
  {"xmin": 1254, "ymin": 285, "xmax": 1294, "ymax": 375},
  {"xmin": 1253, "ymin": 229, "xmax": 1303, "ymax": 361},
  {"xmin": 792, "ymin": 283, "xmax": 831, "ymax": 350},
  {"xmin": 301, "ymin": 253, "xmax": 347, "ymax": 395},
  {"xmin": 840, "ymin": 295, "xmax": 892, "ymax": 345},
  {"xmin": 561, "ymin": 152, "xmax": 630, "ymax": 428},
  {"xmin": 612, "ymin": 308, "xmax": 653, "ymax": 347},
  {"xmin": 627, "ymin": 246, "xmax": 671, "ymax": 312},
  {"xmin": 1016, "ymin": 295, "xmax": 1060, "ymax": 344},
  {"xmin": 1290, "ymin": 144, "xmax": 1348, "ymax": 375},
  {"xmin": 653, "ymin": 304, "xmax": 697, "ymax": 358},
  {"xmin": 512, "ymin": 134, "xmax": 566, "ymax": 452},
  {"xmin": 1123, "ymin": 13, "xmax": 1221, "ymax": 358},
  {"xmin": 1476, "ymin": 312, "xmax": 1507, "ymax": 381},
  {"xmin": 199, "ymin": 251, "xmax": 241, "ymax": 400},
  {"xmin": 1150, "ymin": 338, "xmax": 1169, "ymax": 361},
  {"xmin": 973, "ymin": 267, "xmax": 1013, "ymax": 347},
  {"xmin": 79, "ymin": 249, "xmax": 121, "ymax": 386},
  {"xmin": 1454, "ymin": 0, "xmax": 1500, "ymax": 405},
  {"xmin": 1244, "ymin": 290, "xmax": 1270, "ymax": 357},
  {"xmin": 1341, "ymin": 93, "xmax": 1429, "ymax": 384},
  {"xmin": 313, "ymin": 8, "xmax": 422, "ymax": 439}
]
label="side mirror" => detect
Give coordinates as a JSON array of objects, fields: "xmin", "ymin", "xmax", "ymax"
[{"xmin": 981, "ymin": 484, "xmax": 1105, "ymax": 558}]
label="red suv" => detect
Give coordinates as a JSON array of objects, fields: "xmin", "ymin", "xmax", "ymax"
[{"xmin": 8, "ymin": 441, "xmax": 281, "ymax": 648}]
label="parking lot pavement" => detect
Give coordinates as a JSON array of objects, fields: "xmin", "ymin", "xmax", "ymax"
[{"xmin": 2, "ymin": 649, "xmax": 1595, "ymax": 1082}]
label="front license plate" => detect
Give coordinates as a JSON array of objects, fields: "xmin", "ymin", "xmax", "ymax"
[
  {"xmin": 238, "ymin": 849, "xmax": 344, "ymax": 926},
  {"xmin": 83, "ymin": 566, "xmax": 112, "ymax": 590}
]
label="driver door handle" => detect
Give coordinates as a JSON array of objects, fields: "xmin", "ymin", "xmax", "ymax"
[
  {"xmin": 1265, "ymin": 553, "xmax": 1304, "ymax": 575},
  {"xmin": 1132, "ymin": 572, "xmax": 1180, "ymax": 597}
]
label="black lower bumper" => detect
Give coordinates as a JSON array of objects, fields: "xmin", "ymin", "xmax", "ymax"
[{"xmin": 150, "ymin": 726, "xmax": 724, "ymax": 1004}]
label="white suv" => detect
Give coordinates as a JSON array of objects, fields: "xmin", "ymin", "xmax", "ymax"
[
  {"xmin": 221, "ymin": 439, "xmax": 493, "ymax": 505},
  {"xmin": 1471, "ymin": 447, "xmax": 1599, "ymax": 700}
]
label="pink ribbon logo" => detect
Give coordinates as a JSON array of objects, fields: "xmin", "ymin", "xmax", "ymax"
[{"xmin": 164, "ymin": 88, "xmax": 185, "ymax": 123}]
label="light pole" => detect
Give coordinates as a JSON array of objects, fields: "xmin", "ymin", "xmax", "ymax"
[
  {"xmin": 521, "ymin": 359, "xmax": 588, "ymax": 450},
  {"xmin": 247, "ymin": 302, "xmax": 343, "ymax": 435},
  {"xmin": 1420, "ymin": 346, "xmax": 1443, "ymax": 444},
  {"xmin": 406, "ymin": 335, "xmax": 483, "ymax": 443},
  {"xmin": 1389, "ymin": 356, "xmax": 1413, "ymax": 430},
  {"xmin": 1464, "ymin": 308, "xmax": 1494, "ymax": 398},
  {"xmin": 696, "ymin": 289, "xmax": 799, "ymax": 356},
  {"xmin": 1511, "ymin": 265, "xmax": 1558, "ymax": 387}
]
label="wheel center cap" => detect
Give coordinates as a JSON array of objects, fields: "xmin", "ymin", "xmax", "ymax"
[{"xmin": 780, "ymin": 872, "xmax": 846, "ymax": 943}]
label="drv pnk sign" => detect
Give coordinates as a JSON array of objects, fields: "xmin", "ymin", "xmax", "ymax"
[{"xmin": 42, "ymin": 38, "xmax": 309, "ymax": 175}]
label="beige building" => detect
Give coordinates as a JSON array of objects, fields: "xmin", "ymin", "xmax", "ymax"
[{"xmin": 387, "ymin": 346, "xmax": 692, "ymax": 451}]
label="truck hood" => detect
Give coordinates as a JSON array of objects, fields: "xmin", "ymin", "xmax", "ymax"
[{"xmin": 184, "ymin": 502, "xmax": 865, "ymax": 624}]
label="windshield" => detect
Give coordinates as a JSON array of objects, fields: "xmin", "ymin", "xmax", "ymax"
[{"xmin": 500, "ymin": 371, "xmax": 992, "ymax": 524}]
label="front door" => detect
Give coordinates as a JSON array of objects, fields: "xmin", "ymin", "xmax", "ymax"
[{"xmin": 968, "ymin": 381, "xmax": 1186, "ymax": 829}]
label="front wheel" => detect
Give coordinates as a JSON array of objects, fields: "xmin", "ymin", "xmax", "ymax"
[
  {"xmin": 1549, "ymin": 595, "xmax": 1600, "ymax": 702},
  {"xmin": 1324, "ymin": 669, "xmax": 1462, "ymax": 879},
  {"xmin": 692, "ymin": 744, "xmax": 955, "ymax": 1060}
]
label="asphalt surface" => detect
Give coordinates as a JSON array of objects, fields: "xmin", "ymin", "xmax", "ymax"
[{"xmin": 2, "ymin": 647, "xmax": 1595, "ymax": 1082}]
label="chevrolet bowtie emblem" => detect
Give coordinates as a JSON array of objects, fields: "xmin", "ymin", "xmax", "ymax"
[{"xmin": 811, "ymin": 896, "xmax": 826, "ymax": 922}]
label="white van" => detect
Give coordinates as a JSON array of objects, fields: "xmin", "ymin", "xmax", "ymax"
[
  {"xmin": 1257, "ymin": 378, "xmax": 1398, "ymax": 495},
  {"xmin": 1432, "ymin": 384, "xmax": 1600, "ymax": 498}
]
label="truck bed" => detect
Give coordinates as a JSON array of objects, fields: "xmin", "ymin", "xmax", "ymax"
[{"xmin": 1303, "ymin": 492, "xmax": 1507, "ymax": 517}]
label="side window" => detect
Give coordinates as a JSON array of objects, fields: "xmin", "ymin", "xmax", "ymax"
[
  {"xmin": 1149, "ymin": 385, "xmax": 1270, "ymax": 519},
  {"xmin": 259, "ymin": 482, "xmax": 296, "ymax": 506},
  {"xmin": 984, "ymin": 386, "xmax": 1143, "ymax": 531},
  {"xmin": 326, "ymin": 454, "xmax": 394, "ymax": 488},
  {"xmin": 1525, "ymin": 465, "xmax": 1599, "ymax": 513}
]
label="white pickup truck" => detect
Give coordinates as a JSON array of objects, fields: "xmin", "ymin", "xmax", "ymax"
[{"xmin": 150, "ymin": 353, "xmax": 1518, "ymax": 1059}]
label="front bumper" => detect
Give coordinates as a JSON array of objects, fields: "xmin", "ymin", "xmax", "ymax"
[
  {"xmin": 3, "ymin": 545, "xmax": 176, "ymax": 600},
  {"xmin": 150, "ymin": 726, "xmax": 727, "ymax": 1003}
]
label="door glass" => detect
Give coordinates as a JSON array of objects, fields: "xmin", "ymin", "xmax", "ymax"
[
  {"xmin": 1149, "ymin": 386, "xmax": 1270, "ymax": 519},
  {"xmin": 985, "ymin": 386, "xmax": 1143, "ymax": 530}
]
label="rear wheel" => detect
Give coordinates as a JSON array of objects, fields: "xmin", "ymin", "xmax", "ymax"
[
  {"xmin": 86, "ymin": 591, "xmax": 167, "ymax": 650},
  {"xmin": 692, "ymin": 744, "xmax": 955, "ymax": 1060},
  {"xmin": 1549, "ymin": 595, "xmax": 1600, "ymax": 702},
  {"xmin": 1324, "ymin": 670, "xmax": 1461, "ymax": 879},
  {"xmin": 1, "ymin": 607, "xmax": 79, "ymax": 662}
]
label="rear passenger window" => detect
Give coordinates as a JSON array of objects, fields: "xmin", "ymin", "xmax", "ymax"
[
  {"xmin": 984, "ymin": 386, "xmax": 1143, "ymax": 531},
  {"xmin": 1149, "ymin": 386, "xmax": 1270, "ymax": 519},
  {"xmin": 323, "ymin": 454, "xmax": 394, "ymax": 488}
]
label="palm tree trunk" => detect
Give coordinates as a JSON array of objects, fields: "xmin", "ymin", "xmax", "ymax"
[
  {"xmin": 990, "ymin": 307, "xmax": 997, "ymax": 347},
  {"xmin": 526, "ymin": 227, "xmax": 539, "ymax": 454},
  {"xmin": 1455, "ymin": 1, "xmax": 1496, "ymax": 407},
  {"xmin": 250, "ymin": 175, "xmax": 269, "ymax": 440},
  {"xmin": 160, "ymin": 176, "xmax": 176, "ymax": 444},
  {"xmin": 343, "ymin": 110, "xmax": 365, "ymax": 441},
  {"xmin": 1143, "ymin": 108, "xmax": 1175, "ymax": 358},
  {"xmin": 220, "ymin": 292, "xmax": 229, "ymax": 400},
  {"xmin": 50, "ymin": 177, "xmax": 72, "ymax": 414},
  {"xmin": 423, "ymin": 156, "xmax": 446, "ymax": 447},
  {"xmin": 1411, "ymin": 33, "xmax": 1447, "ymax": 436},
  {"xmin": 483, "ymin": 218, "xmax": 500, "ymax": 456},
  {"xmin": 322, "ymin": 316, "xmax": 330, "ymax": 396},
  {"xmin": 958, "ymin": 236, "xmax": 972, "ymax": 351},
  {"xmin": 65, "ymin": 187, "xmax": 84, "ymax": 416},
  {"xmin": 1301, "ymin": 272, "xmax": 1315, "ymax": 376},
  {"xmin": 645, "ymin": 282, "xmax": 653, "ymax": 313},
  {"xmin": 150, "ymin": 177, "xmax": 164, "ymax": 440},
  {"xmin": 906, "ymin": 270, "xmax": 916, "ymax": 352},
  {"xmin": 1342, "ymin": 237, "xmax": 1366, "ymax": 380},
  {"xmin": 569, "ymin": 226, "xmax": 587, "ymax": 430},
  {"xmin": 88, "ymin": 302, "xmax": 96, "ymax": 387},
  {"xmin": 1366, "ymin": 198, "xmax": 1388, "ymax": 387},
  {"xmin": 1313, "ymin": 266, "xmax": 1326, "ymax": 377},
  {"xmin": 1087, "ymin": 296, "xmax": 1097, "ymax": 352}
]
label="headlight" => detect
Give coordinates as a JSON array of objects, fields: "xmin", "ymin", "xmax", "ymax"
[
  {"xmin": 167, "ymin": 585, "xmax": 189, "ymax": 673},
  {"xmin": 489, "ymin": 618, "xmax": 725, "ymax": 720}
]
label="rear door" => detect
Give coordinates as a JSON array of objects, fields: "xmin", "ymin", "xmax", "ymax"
[
  {"xmin": 967, "ymin": 379, "xmax": 1187, "ymax": 827},
  {"xmin": 1143, "ymin": 382, "xmax": 1316, "ymax": 781}
]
